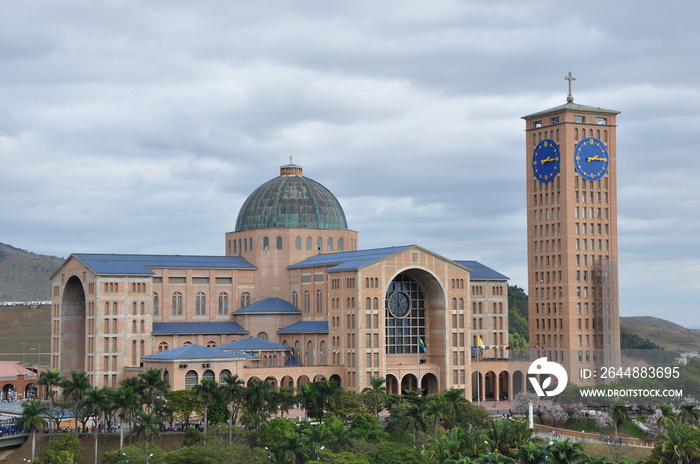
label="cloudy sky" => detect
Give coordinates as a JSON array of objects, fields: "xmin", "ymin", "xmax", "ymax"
[{"xmin": 1, "ymin": 1, "xmax": 698, "ymax": 326}]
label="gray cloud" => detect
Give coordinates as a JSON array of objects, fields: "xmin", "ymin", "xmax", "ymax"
[{"xmin": 1, "ymin": 0, "xmax": 699, "ymax": 326}]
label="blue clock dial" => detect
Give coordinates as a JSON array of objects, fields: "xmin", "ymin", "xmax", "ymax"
[
  {"xmin": 532, "ymin": 139, "xmax": 560, "ymax": 183},
  {"xmin": 388, "ymin": 291, "xmax": 410, "ymax": 318},
  {"xmin": 574, "ymin": 137, "xmax": 609, "ymax": 181}
]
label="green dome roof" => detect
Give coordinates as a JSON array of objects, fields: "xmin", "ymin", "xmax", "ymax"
[{"xmin": 235, "ymin": 164, "xmax": 348, "ymax": 232}]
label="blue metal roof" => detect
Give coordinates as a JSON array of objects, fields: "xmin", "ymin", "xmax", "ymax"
[
  {"xmin": 277, "ymin": 321, "xmax": 329, "ymax": 334},
  {"xmin": 218, "ymin": 337, "xmax": 291, "ymax": 352},
  {"xmin": 152, "ymin": 322, "xmax": 248, "ymax": 335},
  {"xmin": 142, "ymin": 344, "xmax": 245, "ymax": 361},
  {"xmin": 70, "ymin": 253, "xmax": 255, "ymax": 275},
  {"xmin": 234, "ymin": 297, "xmax": 301, "ymax": 315},
  {"xmin": 454, "ymin": 261, "xmax": 509, "ymax": 280},
  {"xmin": 289, "ymin": 245, "xmax": 413, "ymax": 271}
]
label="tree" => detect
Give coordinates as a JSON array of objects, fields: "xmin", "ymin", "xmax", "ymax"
[
  {"xmin": 610, "ymin": 405, "xmax": 629, "ymax": 438},
  {"xmin": 113, "ymin": 385, "xmax": 141, "ymax": 448},
  {"xmin": 19, "ymin": 399, "xmax": 49, "ymax": 461},
  {"xmin": 220, "ymin": 372, "xmax": 244, "ymax": 444},
  {"xmin": 649, "ymin": 423, "xmax": 700, "ymax": 464},
  {"xmin": 278, "ymin": 432, "xmax": 311, "ymax": 464},
  {"xmin": 193, "ymin": 377, "xmax": 221, "ymax": 434},
  {"xmin": 405, "ymin": 403, "xmax": 430, "ymax": 444},
  {"xmin": 82, "ymin": 387, "xmax": 112, "ymax": 464},
  {"xmin": 37, "ymin": 368, "xmax": 64, "ymax": 437},
  {"xmin": 679, "ymin": 404, "xmax": 700, "ymax": 426},
  {"xmin": 43, "ymin": 433, "xmax": 83, "ymax": 464},
  {"xmin": 513, "ymin": 441, "xmax": 546, "ymax": 464},
  {"xmin": 133, "ymin": 411, "xmax": 160, "ymax": 443},
  {"xmin": 547, "ymin": 439, "xmax": 585, "ymax": 464},
  {"xmin": 361, "ymin": 377, "xmax": 388, "ymax": 417},
  {"xmin": 137, "ymin": 368, "xmax": 169, "ymax": 413},
  {"xmin": 425, "ymin": 397, "xmax": 448, "ymax": 438},
  {"xmin": 242, "ymin": 378, "xmax": 271, "ymax": 429},
  {"xmin": 61, "ymin": 370, "xmax": 91, "ymax": 432}
]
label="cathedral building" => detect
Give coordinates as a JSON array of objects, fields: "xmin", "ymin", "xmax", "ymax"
[{"xmin": 50, "ymin": 162, "xmax": 524, "ymax": 398}]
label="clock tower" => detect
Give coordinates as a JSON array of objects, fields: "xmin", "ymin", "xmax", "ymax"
[{"xmin": 523, "ymin": 74, "xmax": 621, "ymax": 386}]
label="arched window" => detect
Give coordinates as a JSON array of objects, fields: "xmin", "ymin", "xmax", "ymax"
[
  {"xmin": 257, "ymin": 332, "xmax": 269, "ymax": 341},
  {"xmin": 320, "ymin": 341, "xmax": 327, "ymax": 365},
  {"xmin": 219, "ymin": 293, "xmax": 229, "ymax": 315},
  {"xmin": 263, "ymin": 237, "xmax": 270, "ymax": 250},
  {"xmin": 292, "ymin": 291, "xmax": 298, "ymax": 308},
  {"xmin": 185, "ymin": 371, "xmax": 199, "ymax": 389},
  {"xmin": 140, "ymin": 302, "xmax": 145, "ymax": 315},
  {"xmin": 219, "ymin": 369, "xmax": 231, "ymax": 386},
  {"xmin": 132, "ymin": 320, "xmax": 137, "ymax": 333},
  {"xmin": 373, "ymin": 297, "xmax": 379, "ymax": 309},
  {"xmin": 196, "ymin": 292, "xmax": 206, "ymax": 315},
  {"xmin": 227, "ymin": 240, "xmax": 231, "ymax": 255},
  {"xmin": 316, "ymin": 290, "xmax": 323, "ymax": 313},
  {"xmin": 158, "ymin": 342, "xmax": 169, "ymax": 353},
  {"xmin": 172, "ymin": 292, "xmax": 182, "ymax": 315},
  {"xmin": 306, "ymin": 236, "xmax": 312, "ymax": 250},
  {"xmin": 338, "ymin": 237, "xmax": 344, "ymax": 251},
  {"xmin": 113, "ymin": 302, "xmax": 118, "ymax": 314},
  {"xmin": 203, "ymin": 370, "xmax": 215, "ymax": 382},
  {"xmin": 327, "ymin": 237, "xmax": 333, "ymax": 251},
  {"xmin": 131, "ymin": 340, "xmax": 137, "ymax": 365},
  {"xmin": 316, "ymin": 237, "xmax": 322, "ymax": 251},
  {"xmin": 295, "ymin": 236, "xmax": 302, "ymax": 250},
  {"xmin": 153, "ymin": 293, "xmax": 159, "ymax": 315},
  {"xmin": 132, "ymin": 302, "xmax": 137, "ymax": 315},
  {"xmin": 304, "ymin": 291, "xmax": 310, "ymax": 313},
  {"xmin": 366, "ymin": 297, "xmax": 371, "ymax": 310},
  {"xmin": 105, "ymin": 302, "xmax": 110, "ymax": 315},
  {"xmin": 306, "ymin": 341, "xmax": 314, "ymax": 364},
  {"xmin": 140, "ymin": 320, "xmax": 145, "ymax": 332},
  {"xmin": 276, "ymin": 236, "xmax": 283, "ymax": 250},
  {"xmin": 163, "ymin": 370, "xmax": 170, "ymax": 386},
  {"xmin": 294, "ymin": 341, "xmax": 301, "ymax": 358},
  {"xmin": 452, "ymin": 298, "xmax": 457, "ymax": 310},
  {"xmin": 241, "ymin": 292, "xmax": 251, "ymax": 308},
  {"xmin": 206, "ymin": 340, "xmax": 217, "ymax": 348}
]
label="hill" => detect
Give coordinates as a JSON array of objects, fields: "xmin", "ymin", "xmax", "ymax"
[
  {"xmin": 621, "ymin": 316, "xmax": 700, "ymax": 352},
  {"xmin": 0, "ymin": 243, "xmax": 64, "ymax": 302}
]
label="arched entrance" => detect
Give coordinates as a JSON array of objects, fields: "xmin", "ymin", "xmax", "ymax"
[
  {"xmin": 401, "ymin": 374, "xmax": 418, "ymax": 393},
  {"xmin": 512, "ymin": 370, "xmax": 525, "ymax": 396},
  {"xmin": 484, "ymin": 371, "xmax": 496, "ymax": 400},
  {"xmin": 280, "ymin": 375, "xmax": 294, "ymax": 389},
  {"xmin": 1, "ymin": 384, "xmax": 16, "ymax": 402},
  {"xmin": 61, "ymin": 276, "xmax": 86, "ymax": 373},
  {"xmin": 329, "ymin": 374, "xmax": 342, "ymax": 387},
  {"xmin": 421, "ymin": 372, "xmax": 439, "ymax": 394},
  {"xmin": 498, "ymin": 371, "xmax": 510, "ymax": 401},
  {"xmin": 386, "ymin": 374, "xmax": 400, "ymax": 394}
]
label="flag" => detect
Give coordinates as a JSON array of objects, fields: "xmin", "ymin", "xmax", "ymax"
[
  {"xmin": 418, "ymin": 337, "xmax": 427, "ymax": 353},
  {"xmin": 477, "ymin": 336, "xmax": 485, "ymax": 349}
]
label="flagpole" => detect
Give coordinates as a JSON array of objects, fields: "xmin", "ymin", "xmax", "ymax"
[{"xmin": 477, "ymin": 347, "xmax": 480, "ymax": 407}]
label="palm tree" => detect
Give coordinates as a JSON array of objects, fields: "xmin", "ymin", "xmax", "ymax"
[
  {"xmin": 192, "ymin": 377, "xmax": 220, "ymax": 434},
  {"xmin": 133, "ymin": 411, "xmax": 160, "ymax": 443},
  {"xmin": 406, "ymin": 402, "xmax": 430, "ymax": 444},
  {"xmin": 220, "ymin": 372, "xmax": 244, "ymax": 443},
  {"xmin": 441, "ymin": 388, "xmax": 469, "ymax": 425},
  {"xmin": 361, "ymin": 377, "xmax": 388, "ymax": 417},
  {"xmin": 679, "ymin": 404, "xmax": 700, "ymax": 426},
  {"xmin": 137, "ymin": 368, "xmax": 169, "ymax": 413},
  {"xmin": 658, "ymin": 404, "xmax": 679, "ymax": 430},
  {"xmin": 610, "ymin": 405, "xmax": 629, "ymax": 438},
  {"xmin": 547, "ymin": 439, "xmax": 585, "ymax": 464},
  {"xmin": 113, "ymin": 385, "xmax": 141, "ymax": 448},
  {"xmin": 19, "ymin": 399, "xmax": 49, "ymax": 462},
  {"xmin": 425, "ymin": 397, "xmax": 449, "ymax": 438},
  {"xmin": 37, "ymin": 368, "xmax": 63, "ymax": 437},
  {"xmin": 61, "ymin": 370, "xmax": 91, "ymax": 432},
  {"xmin": 513, "ymin": 441, "xmax": 547, "ymax": 464},
  {"xmin": 652, "ymin": 423, "xmax": 700, "ymax": 464},
  {"xmin": 243, "ymin": 378, "xmax": 271, "ymax": 429},
  {"xmin": 82, "ymin": 387, "xmax": 111, "ymax": 464},
  {"xmin": 274, "ymin": 386, "xmax": 298, "ymax": 418},
  {"xmin": 278, "ymin": 432, "xmax": 311, "ymax": 464}
]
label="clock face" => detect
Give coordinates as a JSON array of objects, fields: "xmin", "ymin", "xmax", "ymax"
[
  {"xmin": 574, "ymin": 137, "xmax": 609, "ymax": 181},
  {"xmin": 388, "ymin": 291, "xmax": 410, "ymax": 318},
  {"xmin": 532, "ymin": 139, "xmax": 560, "ymax": 183}
]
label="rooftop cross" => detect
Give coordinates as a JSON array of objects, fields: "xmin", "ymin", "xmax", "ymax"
[{"xmin": 565, "ymin": 72, "xmax": 576, "ymax": 103}]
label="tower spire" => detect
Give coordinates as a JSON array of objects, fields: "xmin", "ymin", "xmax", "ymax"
[{"xmin": 565, "ymin": 72, "xmax": 576, "ymax": 103}]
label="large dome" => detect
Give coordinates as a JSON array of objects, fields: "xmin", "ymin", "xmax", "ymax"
[{"xmin": 235, "ymin": 164, "xmax": 348, "ymax": 232}]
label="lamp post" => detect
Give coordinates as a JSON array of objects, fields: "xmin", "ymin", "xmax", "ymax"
[
  {"xmin": 146, "ymin": 453, "xmax": 153, "ymax": 464},
  {"xmin": 122, "ymin": 453, "xmax": 128, "ymax": 464},
  {"xmin": 544, "ymin": 441, "xmax": 553, "ymax": 462},
  {"xmin": 22, "ymin": 343, "xmax": 26, "ymax": 364},
  {"xmin": 316, "ymin": 446, "xmax": 324, "ymax": 461},
  {"xmin": 484, "ymin": 441, "xmax": 492, "ymax": 464},
  {"xmin": 264, "ymin": 447, "xmax": 271, "ymax": 464}
]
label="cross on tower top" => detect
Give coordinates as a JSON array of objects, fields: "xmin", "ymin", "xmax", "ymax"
[{"xmin": 565, "ymin": 72, "xmax": 576, "ymax": 103}]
